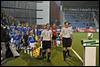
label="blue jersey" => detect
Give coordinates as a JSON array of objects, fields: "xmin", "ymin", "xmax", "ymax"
[
  {"xmin": 9, "ymin": 30, "xmax": 16, "ymax": 43},
  {"xmin": 38, "ymin": 29, "xmax": 42, "ymax": 36},
  {"xmin": 10, "ymin": 25, "xmax": 16, "ymax": 29},
  {"xmin": 9, "ymin": 25, "xmax": 16, "ymax": 39},
  {"xmin": 35, "ymin": 29, "xmax": 41, "ymax": 36},
  {"xmin": 22, "ymin": 27, "xmax": 27, "ymax": 35},
  {"xmin": 14, "ymin": 34, "xmax": 22, "ymax": 41},
  {"xmin": 16, "ymin": 26, "xmax": 23, "ymax": 31},
  {"xmin": 27, "ymin": 27, "xmax": 32, "ymax": 31},
  {"xmin": 16, "ymin": 26, "xmax": 23, "ymax": 35},
  {"xmin": 28, "ymin": 35, "xmax": 36, "ymax": 45},
  {"xmin": 9, "ymin": 31, "xmax": 16, "ymax": 38},
  {"xmin": 10, "ymin": 25, "xmax": 16, "ymax": 30}
]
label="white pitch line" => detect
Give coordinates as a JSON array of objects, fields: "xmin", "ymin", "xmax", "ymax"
[{"xmin": 71, "ymin": 48, "xmax": 83, "ymax": 63}]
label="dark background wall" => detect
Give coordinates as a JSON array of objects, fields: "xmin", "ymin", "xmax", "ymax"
[
  {"xmin": 62, "ymin": 1, "xmax": 99, "ymax": 9},
  {"xmin": 1, "ymin": 1, "xmax": 37, "ymax": 25},
  {"xmin": 50, "ymin": 1, "xmax": 60, "ymax": 26}
]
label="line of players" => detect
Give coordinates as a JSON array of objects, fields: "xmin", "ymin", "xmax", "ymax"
[{"xmin": 9, "ymin": 21, "xmax": 73, "ymax": 62}]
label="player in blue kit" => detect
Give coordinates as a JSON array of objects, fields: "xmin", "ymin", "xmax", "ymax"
[
  {"xmin": 27, "ymin": 25, "xmax": 32, "ymax": 31},
  {"xmin": 15, "ymin": 24, "xmax": 23, "ymax": 38},
  {"xmin": 9, "ymin": 28, "xmax": 16, "ymax": 43},
  {"xmin": 10, "ymin": 25, "xmax": 16, "ymax": 31},
  {"xmin": 27, "ymin": 29, "xmax": 36, "ymax": 56},
  {"xmin": 14, "ymin": 30, "xmax": 22, "ymax": 52},
  {"xmin": 28, "ymin": 30, "xmax": 36, "ymax": 48},
  {"xmin": 22, "ymin": 30, "xmax": 29, "ymax": 53},
  {"xmin": 22, "ymin": 26, "xmax": 28, "ymax": 36}
]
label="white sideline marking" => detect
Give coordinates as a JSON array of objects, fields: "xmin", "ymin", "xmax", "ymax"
[{"xmin": 71, "ymin": 48, "xmax": 83, "ymax": 63}]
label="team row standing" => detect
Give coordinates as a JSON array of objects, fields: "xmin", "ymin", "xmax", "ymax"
[{"xmin": 8, "ymin": 21, "xmax": 73, "ymax": 62}]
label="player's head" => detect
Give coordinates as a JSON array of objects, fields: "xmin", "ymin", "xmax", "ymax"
[
  {"xmin": 47, "ymin": 24, "xmax": 50, "ymax": 30},
  {"xmin": 26, "ymin": 22, "xmax": 28, "ymax": 27},
  {"xmin": 53, "ymin": 23, "xmax": 56, "ymax": 27},
  {"xmin": 64, "ymin": 21, "xmax": 68, "ymax": 28},
  {"xmin": 43, "ymin": 25, "xmax": 46, "ymax": 29},
  {"xmin": 16, "ymin": 30, "xmax": 20, "ymax": 35},
  {"xmin": 44, "ymin": 23, "xmax": 49, "ymax": 29},
  {"xmin": 32, "ymin": 24, "xmax": 35, "ymax": 29},
  {"xmin": 50, "ymin": 26, "xmax": 52, "ymax": 30},
  {"xmin": 35, "ymin": 24, "xmax": 37, "ymax": 28},
  {"xmin": 26, "ymin": 31, "xmax": 29, "ymax": 35},
  {"xmin": 68, "ymin": 23, "xmax": 71, "ymax": 27},
  {"xmin": 29, "ymin": 29, "xmax": 33, "ymax": 35}
]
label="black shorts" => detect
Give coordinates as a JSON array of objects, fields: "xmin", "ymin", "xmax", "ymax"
[
  {"xmin": 23, "ymin": 42, "xmax": 28, "ymax": 46},
  {"xmin": 42, "ymin": 41, "xmax": 51, "ymax": 50},
  {"xmin": 62, "ymin": 37, "xmax": 72, "ymax": 47},
  {"xmin": 52, "ymin": 34, "xmax": 56, "ymax": 40}
]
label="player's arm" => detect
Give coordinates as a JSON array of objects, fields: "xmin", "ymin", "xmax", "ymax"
[
  {"xmin": 27, "ymin": 36, "xmax": 31, "ymax": 47},
  {"xmin": 39, "ymin": 31, "xmax": 43, "ymax": 41},
  {"xmin": 70, "ymin": 31, "xmax": 73, "ymax": 39},
  {"xmin": 21, "ymin": 33, "xmax": 24, "ymax": 43},
  {"xmin": 70, "ymin": 27, "xmax": 73, "ymax": 39},
  {"xmin": 60, "ymin": 33, "xmax": 62, "ymax": 40},
  {"xmin": 60, "ymin": 28, "xmax": 63, "ymax": 47},
  {"xmin": 60, "ymin": 28, "xmax": 63, "ymax": 40},
  {"xmin": 50, "ymin": 30, "xmax": 52, "ymax": 42}
]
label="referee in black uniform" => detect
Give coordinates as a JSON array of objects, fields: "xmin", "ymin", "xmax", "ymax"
[{"xmin": 60, "ymin": 22, "xmax": 73, "ymax": 61}]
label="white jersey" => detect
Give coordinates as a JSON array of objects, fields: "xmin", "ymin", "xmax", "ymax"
[
  {"xmin": 41, "ymin": 29, "xmax": 52, "ymax": 41},
  {"xmin": 68, "ymin": 26, "xmax": 73, "ymax": 34},
  {"xmin": 61, "ymin": 27, "xmax": 72, "ymax": 38}
]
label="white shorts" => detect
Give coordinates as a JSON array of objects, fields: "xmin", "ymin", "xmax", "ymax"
[
  {"xmin": 40, "ymin": 41, "xmax": 42, "ymax": 48},
  {"xmin": 57, "ymin": 40, "xmax": 60, "ymax": 45},
  {"xmin": 29, "ymin": 43, "xmax": 35, "ymax": 48}
]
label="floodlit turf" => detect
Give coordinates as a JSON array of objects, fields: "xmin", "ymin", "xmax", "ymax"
[
  {"xmin": 2, "ymin": 32, "xmax": 99, "ymax": 66},
  {"xmin": 72, "ymin": 32, "xmax": 99, "ymax": 66},
  {"xmin": 2, "ymin": 47, "xmax": 82, "ymax": 66}
]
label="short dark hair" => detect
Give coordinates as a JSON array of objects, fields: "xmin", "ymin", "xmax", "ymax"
[
  {"xmin": 45, "ymin": 23, "xmax": 49, "ymax": 26},
  {"xmin": 64, "ymin": 21, "xmax": 67, "ymax": 24},
  {"xmin": 64, "ymin": 21, "xmax": 69, "ymax": 25},
  {"xmin": 68, "ymin": 23, "xmax": 71, "ymax": 25}
]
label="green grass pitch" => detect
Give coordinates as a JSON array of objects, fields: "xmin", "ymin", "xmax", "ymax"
[{"xmin": 2, "ymin": 32, "xmax": 99, "ymax": 66}]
